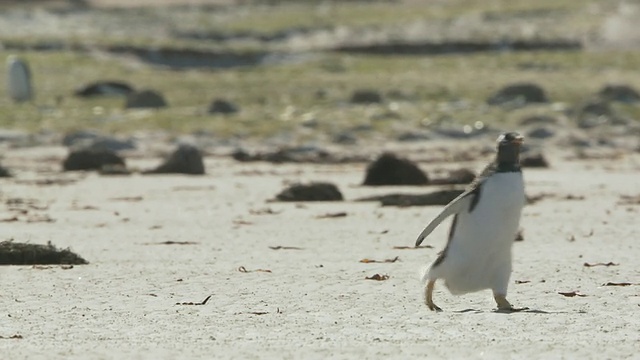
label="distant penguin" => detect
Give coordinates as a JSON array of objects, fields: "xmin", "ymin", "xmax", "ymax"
[
  {"xmin": 415, "ymin": 132, "xmax": 527, "ymax": 312},
  {"xmin": 6, "ymin": 55, "xmax": 32, "ymax": 102}
]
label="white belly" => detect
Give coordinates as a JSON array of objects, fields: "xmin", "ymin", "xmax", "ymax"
[{"xmin": 428, "ymin": 172, "xmax": 525, "ymax": 295}]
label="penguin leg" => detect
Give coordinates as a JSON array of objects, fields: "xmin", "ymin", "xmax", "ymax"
[{"xmin": 425, "ymin": 279, "xmax": 442, "ymax": 312}]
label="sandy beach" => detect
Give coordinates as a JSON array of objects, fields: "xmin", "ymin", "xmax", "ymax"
[{"xmin": 0, "ymin": 144, "xmax": 638, "ymax": 359}]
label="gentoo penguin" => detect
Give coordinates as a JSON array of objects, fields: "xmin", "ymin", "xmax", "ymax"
[
  {"xmin": 6, "ymin": 55, "xmax": 32, "ymax": 102},
  {"xmin": 415, "ymin": 132, "xmax": 526, "ymax": 312}
]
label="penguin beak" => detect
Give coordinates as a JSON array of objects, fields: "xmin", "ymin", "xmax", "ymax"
[{"xmin": 511, "ymin": 135, "xmax": 524, "ymax": 145}]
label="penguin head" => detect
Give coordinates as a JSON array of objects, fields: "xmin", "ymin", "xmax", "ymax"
[
  {"xmin": 496, "ymin": 132, "xmax": 524, "ymax": 165},
  {"xmin": 497, "ymin": 132, "xmax": 524, "ymax": 146}
]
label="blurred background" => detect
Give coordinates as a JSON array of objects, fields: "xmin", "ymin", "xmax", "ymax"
[{"xmin": 1, "ymin": 0, "xmax": 640, "ymax": 150}]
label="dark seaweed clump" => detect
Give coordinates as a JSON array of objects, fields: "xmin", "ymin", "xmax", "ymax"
[{"xmin": 0, "ymin": 241, "xmax": 88, "ymax": 265}]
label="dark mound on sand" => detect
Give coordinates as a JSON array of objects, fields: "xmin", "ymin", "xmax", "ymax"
[
  {"xmin": 363, "ymin": 153, "xmax": 428, "ymax": 186},
  {"xmin": 208, "ymin": 99, "xmax": 239, "ymax": 114},
  {"xmin": 598, "ymin": 84, "xmax": 640, "ymax": 103},
  {"xmin": 145, "ymin": 144, "xmax": 205, "ymax": 175},
  {"xmin": 0, "ymin": 164, "xmax": 11, "ymax": 177},
  {"xmin": 350, "ymin": 89, "xmax": 383, "ymax": 104},
  {"xmin": 275, "ymin": 182, "xmax": 343, "ymax": 202},
  {"xmin": 63, "ymin": 148, "xmax": 126, "ymax": 171},
  {"xmin": 0, "ymin": 241, "xmax": 88, "ymax": 265},
  {"xmin": 125, "ymin": 89, "xmax": 167, "ymax": 109},
  {"xmin": 521, "ymin": 153, "xmax": 550, "ymax": 168},
  {"xmin": 487, "ymin": 82, "xmax": 548, "ymax": 105}
]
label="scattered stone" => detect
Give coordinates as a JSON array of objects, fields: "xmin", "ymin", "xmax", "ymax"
[
  {"xmin": 563, "ymin": 194, "xmax": 585, "ymax": 201},
  {"xmin": 332, "ymin": 132, "xmax": 358, "ymax": 145},
  {"xmin": 370, "ymin": 110, "xmax": 401, "ymax": 121},
  {"xmin": 561, "ymin": 134, "xmax": 593, "ymax": 148},
  {"xmin": 0, "ymin": 164, "xmax": 11, "ymax": 177},
  {"xmin": 617, "ymin": 195, "xmax": 640, "ymax": 205},
  {"xmin": 350, "ymin": 89, "xmax": 383, "ymax": 104},
  {"xmin": 356, "ymin": 189, "xmax": 464, "ymax": 206},
  {"xmin": 231, "ymin": 149, "xmax": 253, "ymax": 162},
  {"xmin": 74, "ymin": 81, "xmax": 134, "ymax": 97},
  {"xmin": 487, "ymin": 82, "xmax": 548, "ymax": 106},
  {"xmin": 125, "ymin": 90, "xmax": 167, "ymax": 109},
  {"xmin": 274, "ymin": 182, "xmax": 343, "ymax": 202},
  {"xmin": 63, "ymin": 148, "xmax": 126, "ymax": 171},
  {"xmin": 519, "ymin": 115, "xmax": 558, "ymax": 126},
  {"xmin": 430, "ymin": 168, "xmax": 475, "ymax": 185},
  {"xmin": 574, "ymin": 98, "xmax": 615, "ymax": 128},
  {"xmin": 598, "ymin": 84, "xmax": 640, "ymax": 103},
  {"xmin": 0, "ymin": 240, "xmax": 88, "ymax": 265},
  {"xmin": 207, "ymin": 99, "xmax": 239, "ymax": 114},
  {"xmin": 363, "ymin": 153, "xmax": 428, "ymax": 186},
  {"xmin": 144, "ymin": 144, "xmax": 205, "ymax": 175},
  {"xmin": 527, "ymin": 126, "xmax": 555, "ymax": 139},
  {"xmin": 6, "ymin": 55, "xmax": 32, "ymax": 102},
  {"xmin": 521, "ymin": 153, "xmax": 550, "ymax": 168}
]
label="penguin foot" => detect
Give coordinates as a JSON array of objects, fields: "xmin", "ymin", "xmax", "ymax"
[
  {"xmin": 425, "ymin": 279, "xmax": 442, "ymax": 311},
  {"xmin": 494, "ymin": 293, "xmax": 513, "ymax": 310},
  {"xmin": 427, "ymin": 302, "xmax": 443, "ymax": 312},
  {"xmin": 493, "ymin": 293, "xmax": 528, "ymax": 312}
]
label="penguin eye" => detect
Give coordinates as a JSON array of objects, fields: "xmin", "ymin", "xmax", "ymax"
[{"xmin": 498, "ymin": 132, "xmax": 521, "ymax": 144}]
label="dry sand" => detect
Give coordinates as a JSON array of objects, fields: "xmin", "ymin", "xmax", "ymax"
[{"xmin": 0, "ymin": 145, "xmax": 638, "ymax": 359}]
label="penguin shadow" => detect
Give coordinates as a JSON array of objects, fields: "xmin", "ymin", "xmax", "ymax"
[
  {"xmin": 493, "ymin": 307, "xmax": 554, "ymax": 315},
  {"xmin": 452, "ymin": 308, "xmax": 565, "ymax": 315}
]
